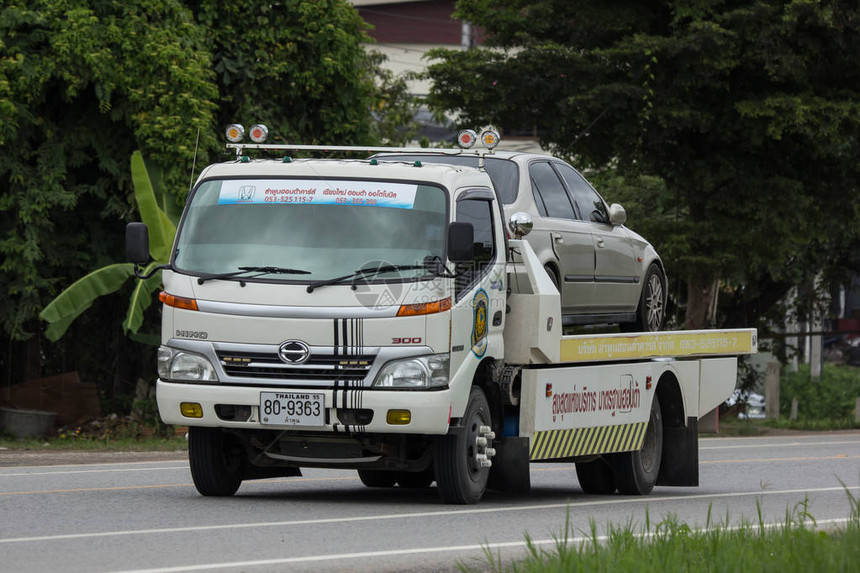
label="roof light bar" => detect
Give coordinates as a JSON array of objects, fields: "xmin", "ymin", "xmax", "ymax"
[
  {"xmin": 481, "ymin": 130, "xmax": 500, "ymax": 150},
  {"xmin": 225, "ymin": 124, "xmax": 245, "ymax": 143},
  {"xmin": 457, "ymin": 129, "xmax": 477, "ymax": 149},
  {"xmin": 249, "ymin": 124, "xmax": 268, "ymax": 143}
]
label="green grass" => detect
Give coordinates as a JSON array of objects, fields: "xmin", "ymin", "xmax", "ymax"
[
  {"xmin": 711, "ymin": 418, "xmax": 772, "ymax": 436},
  {"xmin": 465, "ymin": 493, "xmax": 860, "ymax": 573},
  {"xmin": 764, "ymin": 417, "xmax": 860, "ymax": 432},
  {"xmin": 0, "ymin": 433, "xmax": 187, "ymax": 451},
  {"xmin": 780, "ymin": 364, "xmax": 860, "ymax": 424}
]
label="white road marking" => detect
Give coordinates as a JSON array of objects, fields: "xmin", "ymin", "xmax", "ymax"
[
  {"xmin": 1, "ymin": 485, "xmax": 856, "ymax": 545},
  {"xmin": 700, "ymin": 440, "xmax": 860, "ymax": 450},
  {"xmin": 0, "ymin": 466, "xmax": 188, "ymax": 478},
  {"xmin": 0, "ymin": 459, "xmax": 186, "ymax": 471},
  {"xmin": 107, "ymin": 517, "xmax": 854, "ymax": 573}
]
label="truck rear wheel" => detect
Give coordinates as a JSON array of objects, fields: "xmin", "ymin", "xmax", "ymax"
[
  {"xmin": 188, "ymin": 427, "xmax": 243, "ymax": 496},
  {"xmin": 434, "ymin": 386, "xmax": 493, "ymax": 504},
  {"xmin": 357, "ymin": 469, "xmax": 397, "ymax": 488},
  {"xmin": 611, "ymin": 395, "xmax": 663, "ymax": 495},
  {"xmin": 575, "ymin": 457, "xmax": 616, "ymax": 494}
]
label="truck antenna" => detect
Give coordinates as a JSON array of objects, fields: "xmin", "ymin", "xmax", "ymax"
[{"xmin": 188, "ymin": 127, "xmax": 200, "ymax": 194}]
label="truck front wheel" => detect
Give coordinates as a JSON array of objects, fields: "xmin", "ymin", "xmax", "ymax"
[
  {"xmin": 610, "ymin": 395, "xmax": 663, "ymax": 495},
  {"xmin": 434, "ymin": 386, "xmax": 494, "ymax": 504},
  {"xmin": 188, "ymin": 427, "xmax": 243, "ymax": 496}
]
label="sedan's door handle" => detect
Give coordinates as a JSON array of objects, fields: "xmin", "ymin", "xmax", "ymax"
[
  {"xmin": 596, "ymin": 238, "xmax": 605, "ymax": 248},
  {"xmin": 552, "ymin": 233, "xmax": 564, "ymax": 245}
]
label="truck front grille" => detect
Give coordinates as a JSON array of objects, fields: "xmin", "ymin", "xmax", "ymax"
[{"xmin": 216, "ymin": 351, "xmax": 374, "ymax": 381}]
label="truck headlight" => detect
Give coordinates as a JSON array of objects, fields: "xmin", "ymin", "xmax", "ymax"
[
  {"xmin": 373, "ymin": 353, "xmax": 449, "ymax": 389},
  {"xmin": 158, "ymin": 346, "xmax": 218, "ymax": 382}
]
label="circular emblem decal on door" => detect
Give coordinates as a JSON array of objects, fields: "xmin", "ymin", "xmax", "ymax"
[
  {"xmin": 471, "ymin": 289, "xmax": 489, "ymax": 357},
  {"xmin": 278, "ymin": 340, "xmax": 311, "ymax": 364}
]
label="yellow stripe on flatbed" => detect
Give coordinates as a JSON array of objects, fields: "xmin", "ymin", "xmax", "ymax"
[
  {"xmin": 530, "ymin": 422, "xmax": 648, "ymax": 461},
  {"xmin": 559, "ymin": 329, "xmax": 757, "ymax": 363}
]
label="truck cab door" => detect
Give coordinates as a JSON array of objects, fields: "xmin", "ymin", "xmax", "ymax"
[{"xmin": 448, "ymin": 191, "xmax": 507, "ymax": 392}]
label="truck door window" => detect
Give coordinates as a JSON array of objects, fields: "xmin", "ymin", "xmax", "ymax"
[
  {"xmin": 529, "ymin": 162, "xmax": 576, "ymax": 220},
  {"xmin": 455, "ymin": 198, "xmax": 495, "ymax": 296}
]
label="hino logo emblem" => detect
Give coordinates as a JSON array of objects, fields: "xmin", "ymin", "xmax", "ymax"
[{"xmin": 278, "ymin": 340, "xmax": 311, "ymax": 364}]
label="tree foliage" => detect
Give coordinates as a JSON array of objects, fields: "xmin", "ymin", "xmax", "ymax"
[
  {"xmin": 194, "ymin": 0, "xmax": 378, "ymax": 145},
  {"xmin": 0, "ymin": 0, "xmax": 215, "ymax": 344},
  {"xmin": 0, "ymin": 0, "xmax": 399, "ymax": 396},
  {"xmin": 39, "ymin": 151, "xmax": 175, "ymax": 342},
  {"xmin": 426, "ymin": 0, "xmax": 860, "ymax": 329}
]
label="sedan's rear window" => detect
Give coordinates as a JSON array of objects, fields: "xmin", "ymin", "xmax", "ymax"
[{"xmin": 374, "ymin": 154, "xmax": 519, "ymax": 204}]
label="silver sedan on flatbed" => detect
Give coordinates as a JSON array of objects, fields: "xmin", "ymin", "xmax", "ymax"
[{"xmin": 374, "ymin": 149, "xmax": 667, "ymax": 331}]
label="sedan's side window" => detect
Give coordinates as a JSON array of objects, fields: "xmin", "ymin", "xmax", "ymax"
[
  {"xmin": 529, "ymin": 162, "xmax": 576, "ymax": 220},
  {"xmin": 555, "ymin": 163, "xmax": 609, "ymax": 224}
]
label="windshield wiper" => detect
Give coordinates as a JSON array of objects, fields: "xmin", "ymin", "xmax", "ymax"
[
  {"xmin": 197, "ymin": 266, "xmax": 311, "ymax": 285},
  {"xmin": 306, "ymin": 264, "xmax": 428, "ymax": 293}
]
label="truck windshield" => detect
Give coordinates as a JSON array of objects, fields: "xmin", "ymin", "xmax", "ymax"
[{"xmin": 173, "ymin": 178, "xmax": 447, "ymax": 282}]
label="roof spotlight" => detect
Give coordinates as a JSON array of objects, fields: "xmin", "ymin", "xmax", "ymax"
[
  {"xmin": 457, "ymin": 129, "xmax": 477, "ymax": 149},
  {"xmin": 249, "ymin": 124, "xmax": 269, "ymax": 143},
  {"xmin": 481, "ymin": 129, "xmax": 500, "ymax": 150},
  {"xmin": 225, "ymin": 124, "xmax": 245, "ymax": 143}
]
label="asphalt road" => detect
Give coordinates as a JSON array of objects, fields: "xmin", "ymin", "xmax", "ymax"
[{"xmin": 1, "ymin": 432, "xmax": 858, "ymax": 573}]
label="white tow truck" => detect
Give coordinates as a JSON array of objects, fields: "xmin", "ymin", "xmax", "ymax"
[{"xmin": 126, "ymin": 126, "xmax": 756, "ymax": 504}]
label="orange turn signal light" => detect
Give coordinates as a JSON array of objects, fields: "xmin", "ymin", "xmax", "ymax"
[
  {"xmin": 397, "ymin": 297, "xmax": 452, "ymax": 317},
  {"xmin": 159, "ymin": 292, "xmax": 199, "ymax": 311}
]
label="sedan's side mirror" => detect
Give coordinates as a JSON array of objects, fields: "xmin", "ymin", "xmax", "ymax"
[
  {"xmin": 126, "ymin": 222, "xmax": 151, "ymax": 264},
  {"xmin": 608, "ymin": 203, "xmax": 627, "ymax": 226},
  {"xmin": 446, "ymin": 222, "xmax": 474, "ymax": 263}
]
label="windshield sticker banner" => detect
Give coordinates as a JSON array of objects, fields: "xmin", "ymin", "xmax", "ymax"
[{"xmin": 218, "ymin": 179, "xmax": 418, "ymax": 209}]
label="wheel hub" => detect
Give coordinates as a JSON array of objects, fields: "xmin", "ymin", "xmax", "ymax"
[{"xmin": 468, "ymin": 424, "xmax": 496, "ymax": 475}]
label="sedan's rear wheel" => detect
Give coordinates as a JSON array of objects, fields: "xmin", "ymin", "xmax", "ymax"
[
  {"xmin": 544, "ymin": 264, "xmax": 560, "ymax": 293},
  {"xmin": 627, "ymin": 264, "xmax": 665, "ymax": 332}
]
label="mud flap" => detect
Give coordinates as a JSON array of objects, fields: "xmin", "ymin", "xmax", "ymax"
[
  {"xmin": 488, "ymin": 436, "xmax": 531, "ymax": 494},
  {"xmin": 656, "ymin": 417, "xmax": 699, "ymax": 486}
]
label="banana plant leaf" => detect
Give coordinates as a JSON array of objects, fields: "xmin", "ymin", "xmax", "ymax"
[
  {"xmin": 142, "ymin": 156, "xmax": 182, "ymax": 226},
  {"xmin": 132, "ymin": 150, "xmax": 176, "ymax": 262},
  {"xmin": 122, "ymin": 263, "xmax": 163, "ymax": 335},
  {"xmin": 42, "ymin": 151, "xmax": 179, "ymax": 341},
  {"xmin": 39, "ymin": 263, "xmax": 136, "ymax": 342}
]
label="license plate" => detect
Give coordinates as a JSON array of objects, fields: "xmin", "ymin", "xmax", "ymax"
[{"xmin": 260, "ymin": 392, "xmax": 324, "ymax": 426}]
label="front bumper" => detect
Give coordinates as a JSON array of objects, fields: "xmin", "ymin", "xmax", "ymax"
[{"xmin": 157, "ymin": 379, "xmax": 452, "ymax": 435}]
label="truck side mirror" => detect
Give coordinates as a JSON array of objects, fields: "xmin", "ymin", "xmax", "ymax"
[
  {"xmin": 126, "ymin": 222, "xmax": 151, "ymax": 264},
  {"xmin": 446, "ymin": 222, "xmax": 474, "ymax": 263}
]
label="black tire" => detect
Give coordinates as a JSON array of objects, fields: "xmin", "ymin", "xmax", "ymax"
[
  {"xmin": 358, "ymin": 469, "xmax": 397, "ymax": 488},
  {"xmin": 625, "ymin": 264, "xmax": 666, "ymax": 332},
  {"xmin": 610, "ymin": 395, "xmax": 663, "ymax": 495},
  {"xmin": 395, "ymin": 467, "xmax": 435, "ymax": 488},
  {"xmin": 434, "ymin": 386, "xmax": 493, "ymax": 504},
  {"xmin": 188, "ymin": 427, "xmax": 243, "ymax": 496},
  {"xmin": 544, "ymin": 264, "xmax": 561, "ymax": 293},
  {"xmin": 575, "ymin": 457, "xmax": 617, "ymax": 494}
]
